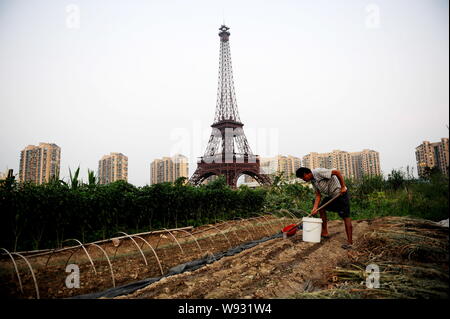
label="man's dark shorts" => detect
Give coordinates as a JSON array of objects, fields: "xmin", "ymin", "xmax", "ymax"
[{"xmin": 312, "ymin": 192, "xmax": 351, "ymax": 218}]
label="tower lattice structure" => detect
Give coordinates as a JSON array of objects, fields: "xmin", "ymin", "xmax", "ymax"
[{"xmin": 189, "ymin": 25, "xmax": 271, "ymax": 187}]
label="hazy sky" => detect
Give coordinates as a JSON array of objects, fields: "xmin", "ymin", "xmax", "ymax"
[{"xmin": 0, "ymin": 0, "xmax": 448, "ymax": 186}]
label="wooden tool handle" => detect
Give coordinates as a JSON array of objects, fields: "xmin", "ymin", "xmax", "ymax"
[{"xmin": 290, "ymin": 193, "xmax": 342, "ymax": 231}]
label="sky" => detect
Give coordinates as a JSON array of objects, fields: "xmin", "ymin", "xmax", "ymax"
[{"xmin": 0, "ymin": 0, "xmax": 448, "ymax": 186}]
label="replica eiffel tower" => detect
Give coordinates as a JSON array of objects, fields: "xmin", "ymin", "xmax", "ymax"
[{"xmin": 189, "ymin": 25, "xmax": 271, "ymax": 188}]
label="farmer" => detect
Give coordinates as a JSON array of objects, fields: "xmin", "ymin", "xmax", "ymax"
[{"xmin": 296, "ymin": 167, "xmax": 353, "ymax": 249}]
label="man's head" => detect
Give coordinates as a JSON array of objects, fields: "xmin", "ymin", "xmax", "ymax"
[{"xmin": 296, "ymin": 167, "xmax": 313, "ymax": 182}]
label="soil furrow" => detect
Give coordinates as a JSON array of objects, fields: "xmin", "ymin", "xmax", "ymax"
[{"xmin": 119, "ymin": 220, "xmax": 368, "ymax": 299}]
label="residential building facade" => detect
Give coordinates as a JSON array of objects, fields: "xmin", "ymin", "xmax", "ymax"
[
  {"xmin": 353, "ymin": 149, "xmax": 382, "ymax": 179},
  {"xmin": 303, "ymin": 149, "xmax": 381, "ymax": 179},
  {"xmin": 245, "ymin": 155, "xmax": 302, "ymax": 182},
  {"xmin": 415, "ymin": 138, "xmax": 449, "ymax": 177},
  {"xmin": 19, "ymin": 143, "xmax": 61, "ymax": 184},
  {"xmin": 98, "ymin": 152, "xmax": 128, "ymax": 185},
  {"xmin": 150, "ymin": 154, "xmax": 189, "ymax": 184}
]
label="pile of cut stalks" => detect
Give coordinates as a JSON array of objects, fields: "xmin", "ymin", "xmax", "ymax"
[{"xmin": 293, "ymin": 217, "xmax": 449, "ymax": 299}]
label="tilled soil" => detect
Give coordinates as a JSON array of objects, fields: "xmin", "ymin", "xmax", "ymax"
[
  {"xmin": 0, "ymin": 216, "xmax": 287, "ymax": 299},
  {"xmin": 118, "ymin": 219, "xmax": 369, "ymax": 299}
]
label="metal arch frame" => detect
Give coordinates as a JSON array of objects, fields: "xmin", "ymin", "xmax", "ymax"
[
  {"xmin": 176, "ymin": 229, "xmax": 203, "ymax": 254},
  {"xmin": 113, "ymin": 232, "xmax": 148, "ymax": 266},
  {"xmin": 132, "ymin": 235, "xmax": 164, "ymax": 276},
  {"xmin": 263, "ymin": 214, "xmax": 281, "ymax": 231},
  {"xmin": 1, "ymin": 248, "xmax": 24, "ymax": 294},
  {"xmin": 203, "ymin": 236, "xmax": 217, "ymax": 253},
  {"xmin": 263, "ymin": 212, "xmax": 286, "ymax": 230},
  {"xmin": 252, "ymin": 214, "xmax": 273, "ymax": 237},
  {"xmin": 231, "ymin": 217, "xmax": 255, "ymax": 241},
  {"xmin": 63, "ymin": 239, "xmax": 97, "ymax": 274},
  {"xmin": 162, "ymin": 228, "xmax": 185, "ymax": 255},
  {"xmin": 240, "ymin": 217, "xmax": 261, "ymax": 240},
  {"xmin": 189, "ymin": 229, "xmax": 216, "ymax": 252},
  {"xmin": 153, "ymin": 232, "xmax": 165, "ymax": 251},
  {"xmin": 205, "ymin": 224, "xmax": 232, "ymax": 249},
  {"xmin": 217, "ymin": 220, "xmax": 244, "ymax": 242},
  {"xmin": 19, "ymin": 226, "xmax": 194, "ymax": 260},
  {"xmin": 258, "ymin": 214, "xmax": 281, "ymax": 234},
  {"xmin": 278, "ymin": 209, "xmax": 301, "ymax": 223},
  {"xmin": 277, "ymin": 213, "xmax": 291, "ymax": 228},
  {"xmin": 89, "ymin": 243, "xmax": 116, "ymax": 288},
  {"xmin": 272, "ymin": 210, "xmax": 294, "ymax": 223},
  {"xmin": 11, "ymin": 252, "xmax": 40, "ymax": 299},
  {"xmin": 44, "ymin": 247, "xmax": 60, "ymax": 269},
  {"xmin": 153, "ymin": 232, "xmax": 172, "ymax": 259}
]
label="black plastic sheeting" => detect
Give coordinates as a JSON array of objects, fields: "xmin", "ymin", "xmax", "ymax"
[{"xmin": 70, "ymin": 231, "xmax": 285, "ymax": 299}]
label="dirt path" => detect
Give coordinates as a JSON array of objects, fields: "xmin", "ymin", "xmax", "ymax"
[{"xmin": 118, "ymin": 219, "xmax": 369, "ymax": 299}]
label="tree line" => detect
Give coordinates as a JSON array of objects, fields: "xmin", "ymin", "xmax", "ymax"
[
  {"xmin": 0, "ymin": 167, "xmax": 447, "ymax": 251},
  {"xmin": 0, "ymin": 174, "xmax": 267, "ymax": 251}
]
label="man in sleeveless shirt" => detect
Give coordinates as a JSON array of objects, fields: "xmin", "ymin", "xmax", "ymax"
[{"xmin": 296, "ymin": 167, "xmax": 353, "ymax": 249}]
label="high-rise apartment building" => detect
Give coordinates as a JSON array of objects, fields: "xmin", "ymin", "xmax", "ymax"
[
  {"xmin": 98, "ymin": 152, "xmax": 128, "ymax": 185},
  {"xmin": 303, "ymin": 149, "xmax": 381, "ymax": 179},
  {"xmin": 279, "ymin": 155, "xmax": 302, "ymax": 178},
  {"xmin": 415, "ymin": 138, "xmax": 449, "ymax": 177},
  {"xmin": 303, "ymin": 150, "xmax": 353, "ymax": 178},
  {"xmin": 353, "ymin": 149, "xmax": 382, "ymax": 179},
  {"xmin": 150, "ymin": 154, "xmax": 189, "ymax": 184},
  {"xmin": 302, "ymin": 152, "xmax": 321, "ymax": 171},
  {"xmin": 19, "ymin": 143, "xmax": 61, "ymax": 184},
  {"xmin": 245, "ymin": 155, "xmax": 301, "ymax": 182}
]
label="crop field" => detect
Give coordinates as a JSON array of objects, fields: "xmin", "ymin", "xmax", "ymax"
[
  {"xmin": 1, "ymin": 214, "xmax": 448, "ymax": 299},
  {"xmin": 0, "ymin": 214, "xmax": 293, "ymax": 299}
]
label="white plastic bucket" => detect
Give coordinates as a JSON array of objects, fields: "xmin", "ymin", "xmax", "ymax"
[{"xmin": 302, "ymin": 217, "xmax": 323, "ymax": 243}]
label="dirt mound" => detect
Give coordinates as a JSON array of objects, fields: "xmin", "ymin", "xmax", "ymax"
[
  {"xmin": 4, "ymin": 216, "xmax": 444, "ymax": 299},
  {"xmin": 293, "ymin": 217, "xmax": 449, "ymax": 299},
  {"xmin": 119, "ymin": 220, "xmax": 369, "ymax": 299}
]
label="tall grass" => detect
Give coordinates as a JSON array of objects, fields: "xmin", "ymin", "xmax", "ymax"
[
  {"xmin": 265, "ymin": 169, "xmax": 449, "ymax": 222},
  {"xmin": 347, "ymin": 169, "xmax": 448, "ymax": 221}
]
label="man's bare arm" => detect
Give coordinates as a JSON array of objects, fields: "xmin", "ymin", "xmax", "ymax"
[
  {"xmin": 331, "ymin": 170, "xmax": 347, "ymax": 194},
  {"xmin": 311, "ymin": 190, "xmax": 321, "ymax": 215}
]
